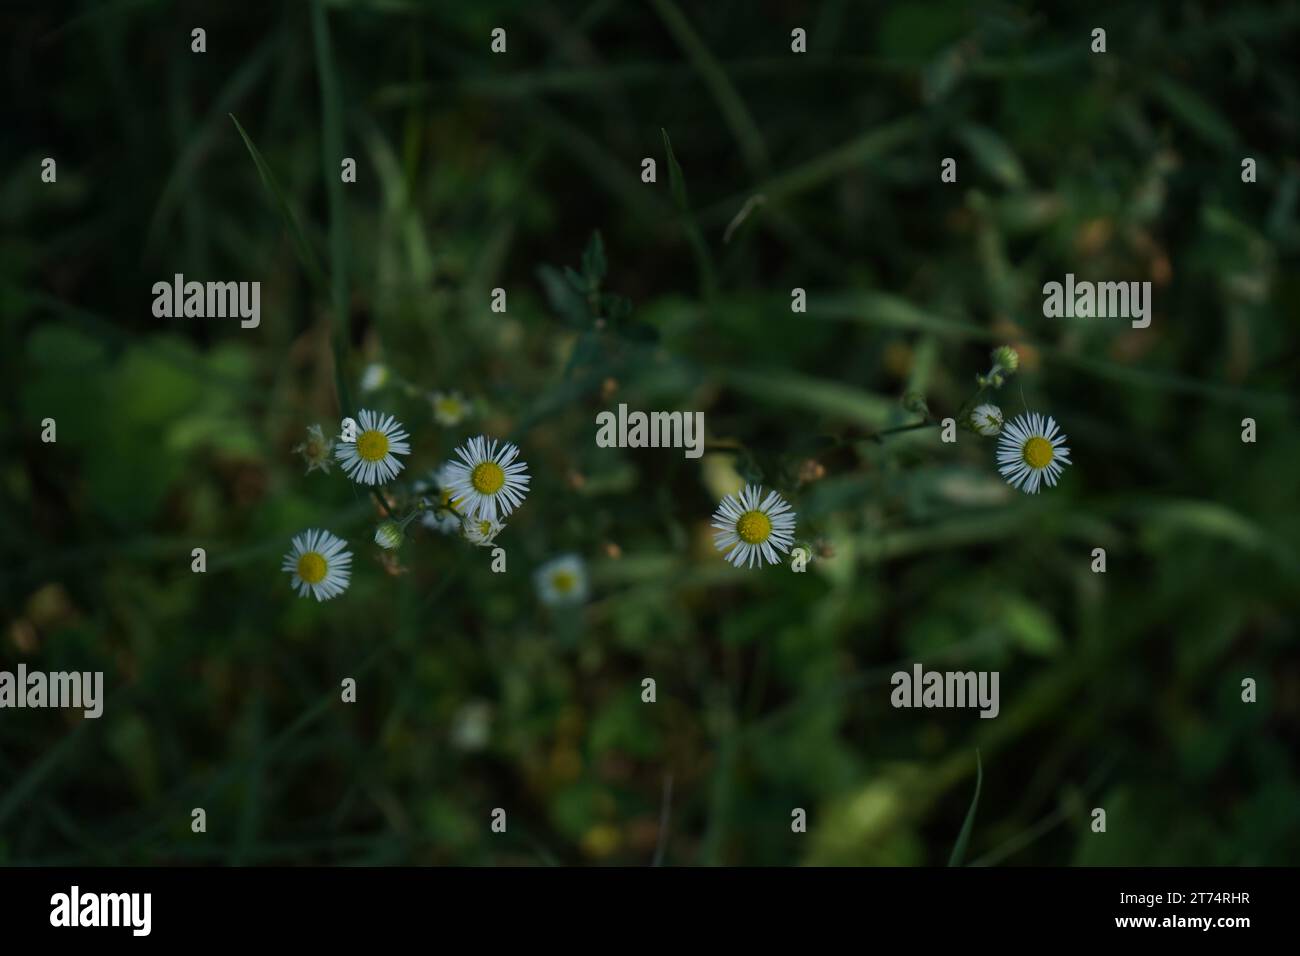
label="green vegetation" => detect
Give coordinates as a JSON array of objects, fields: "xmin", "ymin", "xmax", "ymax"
[{"xmin": 2, "ymin": 1, "xmax": 1298, "ymax": 865}]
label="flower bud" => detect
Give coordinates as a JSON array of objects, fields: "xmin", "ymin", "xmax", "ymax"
[
  {"xmin": 969, "ymin": 403, "xmax": 1004, "ymax": 436},
  {"xmin": 991, "ymin": 345, "xmax": 1020, "ymax": 373},
  {"xmin": 374, "ymin": 521, "xmax": 404, "ymax": 550}
]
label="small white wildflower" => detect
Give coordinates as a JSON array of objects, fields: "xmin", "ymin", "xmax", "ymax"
[
  {"xmin": 996, "ymin": 412, "xmax": 1072, "ymax": 494},
  {"xmin": 534, "ymin": 554, "xmax": 589, "ymax": 607},
  {"xmin": 443, "ymin": 435, "xmax": 530, "ymax": 522},
  {"xmin": 430, "ymin": 390, "xmax": 470, "ymax": 427},
  {"xmin": 360, "ymin": 363, "xmax": 390, "ymax": 393},
  {"xmin": 711, "ymin": 484, "xmax": 797, "ymax": 568},
  {"xmin": 281, "ymin": 529, "xmax": 352, "ymax": 601},
  {"xmin": 335, "ymin": 409, "xmax": 411, "ymax": 486}
]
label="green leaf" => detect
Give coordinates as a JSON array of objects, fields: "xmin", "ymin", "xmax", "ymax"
[
  {"xmin": 537, "ymin": 264, "xmax": 587, "ymax": 324},
  {"xmin": 604, "ymin": 294, "xmax": 633, "ymax": 323},
  {"xmin": 716, "ymin": 366, "xmax": 895, "ymax": 428},
  {"xmin": 948, "ymin": 750, "xmax": 983, "ymax": 867},
  {"xmin": 563, "ymin": 265, "xmax": 589, "ymax": 296},
  {"xmin": 582, "ymin": 230, "xmax": 607, "ymax": 284},
  {"xmin": 808, "ymin": 291, "xmax": 989, "ymax": 339},
  {"xmin": 1149, "ymin": 77, "xmax": 1238, "ymax": 149},
  {"xmin": 1134, "ymin": 498, "xmax": 1299, "ymax": 573},
  {"xmin": 1002, "ymin": 598, "xmax": 1064, "ymax": 657},
  {"xmin": 661, "ymin": 127, "xmax": 690, "ymax": 212},
  {"xmin": 624, "ymin": 321, "xmax": 658, "ymax": 344},
  {"xmin": 957, "ymin": 123, "xmax": 1028, "ymax": 189}
]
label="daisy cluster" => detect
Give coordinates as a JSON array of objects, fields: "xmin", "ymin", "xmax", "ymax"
[
  {"xmin": 965, "ymin": 347, "xmax": 1074, "ymax": 494},
  {"xmin": 281, "ymin": 346, "xmax": 1073, "ymax": 605},
  {"xmin": 283, "ymin": 401, "xmax": 534, "ymax": 601}
]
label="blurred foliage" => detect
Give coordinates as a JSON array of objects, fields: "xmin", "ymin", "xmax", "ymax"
[{"xmin": 2, "ymin": 0, "xmax": 1299, "ymax": 866}]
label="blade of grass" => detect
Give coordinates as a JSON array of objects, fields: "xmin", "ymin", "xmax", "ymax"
[
  {"xmin": 311, "ymin": 0, "xmax": 352, "ymax": 419},
  {"xmin": 649, "ymin": 0, "xmax": 769, "ymax": 176},
  {"xmin": 661, "ymin": 128, "xmax": 717, "ymax": 297},
  {"xmin": 0, "ymin": 726, "xmax": 88, "ymax": 830},
  {"xmin": 145, "ymin": 41, "xmax": 276, "ymax": 260},
  {"xmin": 229, "ymin": 113, "xmax": 326, "ymax": 289},
  {"xmin": 698, "ymin": 116, "xmax": 924, "ymax": 225},
  {"xmin": 523, "ymin": 98, "xmax": 668, "ymax": 221},
  {"xmin": 948, "ymin": 750, "xmax": 983, "ymax": 866}
]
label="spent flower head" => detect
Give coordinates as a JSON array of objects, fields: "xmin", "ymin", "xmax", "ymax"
[{"xmin": 294, "ymin": 424, "xmax": 335, "ymax": 475}]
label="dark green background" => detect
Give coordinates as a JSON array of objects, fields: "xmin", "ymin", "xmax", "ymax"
[{"xmin": 2, "ymin": 0, "xmax": 1298, "ymax": 865}]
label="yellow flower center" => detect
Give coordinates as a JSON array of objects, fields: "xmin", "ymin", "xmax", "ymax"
[
  {"xmin": 356, "ymin": 429, "xmax": 389, "ymax": 462},
  {"xmin": 475, "ymin": 519, "xmax": 494, "ymax": 537},
  {"xmin": 736, "ymin": 510, "xmax": 772, "ymax": 545},
  {"xmin": 551, "ymin": 570, "xmax": 577, "ymax": 594},
  {"xmin": 471, "ymin": 461, "xmax": 505, "ymax": 494},
  {"xmin": 437, "ymin": 398, "xmax": 462, "ymax": 417},
  {"xmin": 296, "ymin": 552, "xmax": 328, "ymax": 584},
  {"xmin": 1023, "ymin": 436, "xmax": 1054, "ymax": 469}
]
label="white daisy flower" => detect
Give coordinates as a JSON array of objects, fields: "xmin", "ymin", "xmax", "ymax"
[
  {"xmin": 293, "ymin": 424, "xmax": 334, "ymax": 475},
  {"xmin": 415, "ymin": 465, "xmax": 464, "ymax": 535},
  {"xmin": 534, "ymin": 554, "xmax": 589, "ymax": 607},
  {"xmin": 443, "ymin": 435, "xmax": 530, "ymax": 522},
  {"xmin": 970, "ymin": 403, "xmax": 1004, "ymax": 437},
  {"xmin": 335, "ymin": 409, "xmax": 411, "ymax": 485},
  {"xmin": 711, "ymin": 484, "xmax": 797, "ymax": 568},
  {"xmin": 462, "ymin": 515, "xmax": 504, "ymax": 547},
  {"xmin": 281, "ymin": 529, "xmax": 352, "ymax": 601},
  {"xmin": 996, "ymin": 412, "xmax": 1072, "ymax": 494},
  {"xmin": 360, "ymin": 363, "xmax": 390, "ymax": 393},
  {"xmin": 430, "ymin": 390, "xmax": 470, "ymax": 427}
]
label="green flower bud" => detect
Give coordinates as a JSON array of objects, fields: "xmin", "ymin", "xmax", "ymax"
[
  {"xmin": 991, "ymin": 345, "xmax": 1020, "ymax": 373},
  {"xmin": 374, "ymin": 521, "xmax": 404, "ymax": 550}
]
